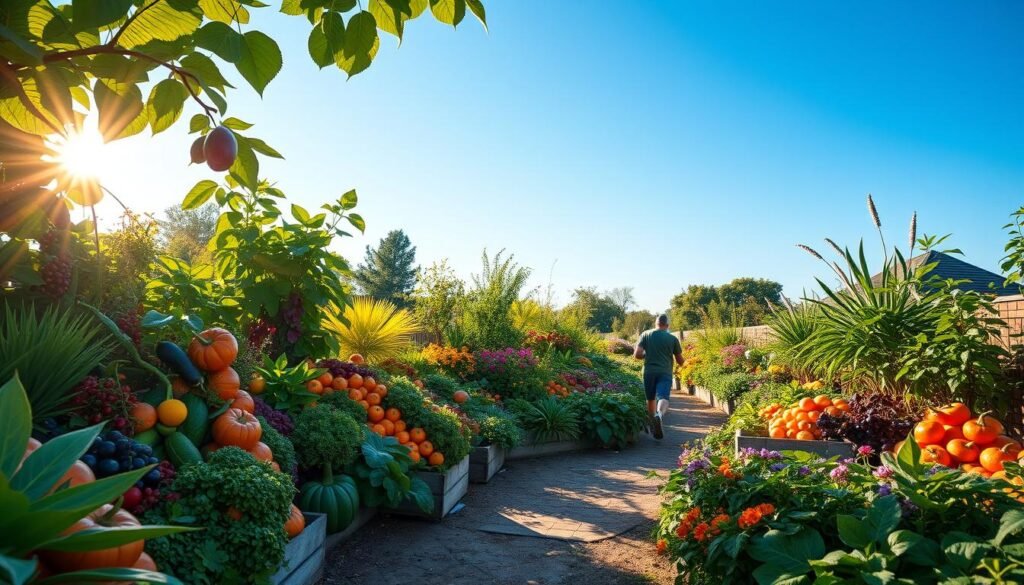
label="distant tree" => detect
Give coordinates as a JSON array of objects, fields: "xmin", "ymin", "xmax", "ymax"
[
  {"xmin": 412, "ymin": 260, "xmax": 466, "ymax": 342},
  {"xmin": 463, "ymin": 250, "xmax": 533, "ymax": 348},
  {"xmin": 160, "ymin": 203, "xmax": 219, "ymax": 263},
  {"xmin": 607, "ymin": 287, "xmax": 636, "ymax": 315},
  {"xmin": 668, "ymin": 278, "xmax": 783, "ymax": 329},
  {"xmin": 668, "ymin": 284, "xmax": 720, "ymax": 330},
  {"xmin": 613, "ymin": 310, "xmax": 656, "ymax": 340},
  {"xmin": 567, "ymin": 287, "xmax": 623, "ymax": 333},
  {"xmin": 354, "ymin": 230, "xmax": 418, "ymax": 307}
]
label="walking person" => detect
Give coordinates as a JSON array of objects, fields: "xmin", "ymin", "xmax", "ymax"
[{"xmin": 634, "ymin": 314, "xmax": 683, "ymax": 440}]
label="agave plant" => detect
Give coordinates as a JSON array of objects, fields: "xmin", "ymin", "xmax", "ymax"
[
  {"xmin": 0, "ymin": 304, "xmax": 113, "ymax": 426},
  {"xmin": 322, "ymin": 297, "xmax": 418, "ymax": 363},
  {"xmin": 765, "ymin": 296, "xmax": 821, "ymax": 377},
  {"xmin": 509, "ymin": 397, "xmax": 581, "ymax": 443}
]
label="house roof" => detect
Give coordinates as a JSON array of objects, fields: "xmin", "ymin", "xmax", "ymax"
[{"xmin": 872, "ymin": 250, "xmax": 1017, "ymax": 296}]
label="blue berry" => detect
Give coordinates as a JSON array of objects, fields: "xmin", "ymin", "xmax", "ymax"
[
  {"xmin": 97, "ymin": 441, "xmax": 116, "ymax": 457},
  {"xmin": 136, "ymin": 480, "xmax": 145, "ymax": 489},
  {"xmin": 132, "ymin": 457, "xmax": 146, "ymax": 469},
  {"xmin": 115, "ymin": 439, "xmax": 132, "ymax": 453},
  {"xmin": 81, "ymin": 454, "xmax": 97, "ymax": 468},
  {"xmin": 136, "ymin": 444, "xmax": 152, "ymax": 457},
  {"xmin": 97, "ymin": 458, "xmax": 120, "ymax": 476},
  {"xmin": 146, "ymin": 456, "xmax": 159, "ymax": 465},
  {"xmin": 107, "ymin": 431, "xmax": 125, "ymax": 442},
  {"xmin": 144, "ymin": 469, "xmax": 162, "ymax": 484}
]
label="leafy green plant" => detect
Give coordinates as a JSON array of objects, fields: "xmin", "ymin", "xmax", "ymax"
[
  {"xmin": 567, "ymin": 392, "xmax": 646, "ymax": 448},
  {"xmin": 322, "ymin": 297, "xmax": 419, "ymax": 363},
  {"xmin": 145, "ymin": 447, "xmax": 294, "ymax": 584},
  {"xmin": 290, "ymin": 406, "xmax": 364, "ymax": 473},
  {"xmin": 255, "ymin": 415, "xmax": 297, "ymax": 479},
  {"xmin": 141, "ymin": 256, "xmax": 225, "ymax": 344},
  {"xmin": 317, "ymin": 391, "xmax": 372, "ymax": 422},
  {"xmin": 475, "ymin": 414, "xmax": 524, "ymax": 450},
  {"xmin": 462, "ymin": 250, "xmax": 531, "ymax": 349},
  {"xmin": 765, "ymin": 297, "xmax": 821, "ymax": 378},
  {"xmin": 0, "ymin": 374, "xmax": 192, "ymax": 585},
  {"xmin": 254, "ymin": 354, "xmax": 321, "ymax": 415},
  {"xmin": 418, "ymin": 405, "xmax": 473, "ymax": 470},
  {"xmin": 0, "ymin": 304, "xmax": 112, "ymax": 425},
  {"xmin": 706, "ymin": 372, "xmax": 756, "ymax": 402},
  {"xmin": 507, "ymin": 398, "xmax": 581, "ymax": 443},
  {"xmin": 345, "ymin": 433, "xmax": 433, "ymax": 513}
]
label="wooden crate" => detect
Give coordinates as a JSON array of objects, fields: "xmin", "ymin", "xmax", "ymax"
[
  {"xmin": 272, "ymin": 513, "xmax": 326, "ymax": 585},
  {"xmin": 383, "ymin": 456, "xmax": 469, "ymax": 520},
  {"xmin": 735, "ymin": 429, "xmax": 856, "ymax": 459},
  {"xmin": 469, "ymin": 444, "xmax": 506, "ymax": 484}
]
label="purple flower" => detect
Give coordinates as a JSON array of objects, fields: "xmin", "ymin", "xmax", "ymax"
[
  {"xmin": 858, "ymin": 445, "xmax": 875, "ymax": 456},
  {"xmin": 900, "ymin": 499, "xmax": 919, "ymax": 518},
  {"xmin": 760, "ymin": 449, "xmax": 782, "ymax": 460},
  {"xmin": 829, "ymin": 464, "xmax": 849, "ymax": 484},
  {"xmin": 877, "ymin": 483, "xmax": 892, "ymax": 497},
  {"xmin": 685, "ymin": 459, "xmax": 710, "ymax": 475},
  {"xmin": 770, "ymin": 463, "xmax": 786, "ymax": 472},
  {"xmin": 798, "ymin": 466, "xmax": 811, "ymax": 476},
  {"xmin": 872, "ymin": 466, "xmax": 894, "ymax": 480}
]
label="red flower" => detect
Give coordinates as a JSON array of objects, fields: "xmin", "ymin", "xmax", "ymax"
[
  {"xmin": 656, "ymin": 539, "xmax": 668, "ymax": 555},
  {"xmin": 755, "ymin": 503, "xmax": 776, "ymax": 517},
  {"xmin": 693, "ymin": 522, "xmax": 711, "ymax": 542},
  {"xmin": 676, "ymin": 521, "xmax": 691, "ymax": 539},
  {"xmin": 737, "ymin": 507, "xmax": 764, "ymax": 530}
]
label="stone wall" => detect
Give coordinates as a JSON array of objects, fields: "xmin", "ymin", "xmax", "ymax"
[{"xmin": 677, "ymin": 325, "xmax": 774, "ymax": 347}]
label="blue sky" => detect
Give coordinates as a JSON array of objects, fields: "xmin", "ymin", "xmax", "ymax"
[{"xmin": 93, "ymin": 1, "xmax": 1024, "ymax": 311}]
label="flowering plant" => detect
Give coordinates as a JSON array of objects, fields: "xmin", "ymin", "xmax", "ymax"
[
  {"xmin": 421, "ymin": 344, "xmax": 475, "ymax": 379},
  {"xmin": 474, "ymin": 347, "xmax": 545, "ymax": 400},
  {"xmin": 525, "ymin": 330, "xmax": 574, "ymax": 354},
  {"xmin": 719, "ymin": 343, "xmax": 750, "ymax": 370}
]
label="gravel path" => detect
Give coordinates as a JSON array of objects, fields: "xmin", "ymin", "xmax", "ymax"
[{"xmin": 322, "ymin": 393, "xmax": 726, "ymax": 585}]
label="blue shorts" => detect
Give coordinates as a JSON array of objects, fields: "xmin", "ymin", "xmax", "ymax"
[{"xmin": 643, "ymin": 372, "xmax": 672, "ymax": 402}]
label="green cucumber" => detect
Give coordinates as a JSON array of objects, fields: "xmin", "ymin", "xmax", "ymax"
[
  {"xmin": 179, "ymin": 393, "xmax": 211, "ymax": 448},
  {"xmin": 165, "ymin": 432, "xmax": 204, "ymax": 468},
  {"xmin": 156, "ymin": 423, "xmax": 177, "ymax": 436},
  {"xmin": 133, "ymin": 429, "xmax": 160, "ymax": 446},
  {"xmin": 155, "ymin": 341, "xmax": 202, "ymax": 386}
]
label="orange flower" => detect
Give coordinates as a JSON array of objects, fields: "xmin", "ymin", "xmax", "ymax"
[
  {"xmin": 693, "ymin": 522, "xmax": 711, "ymax": 542},
  {"xmin": 737, "ymin": 507, "xmax": 764, "ymax": 530},
  {"xmin": 710, "ymin": 513, "xmax": 731, "ymax": 536},
  {"xmin": 755, "ymin": 503, "xmax": 775, "ymax": 517},
  {"xmin": 656, "ymin": 539, "xmax": 668, "ymax": 555},
  {"xmin": 676, "ymin": 521, "xmax": 691, "ymax": 538},
  {"xmin": 684, "ymin": 507, "xmax": 702, "ymax": 523}
]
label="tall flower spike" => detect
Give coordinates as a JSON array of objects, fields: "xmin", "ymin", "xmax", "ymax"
[
  {"xmin": 867, "ymin": 194, "xmax": 881, "ymax": 228},
  {"xmin": 797, "ymin": 244, "xmax": 823, "ymax": 261},
  {"xmin": 824, "ymin": 238, "xmax": 844, "ymax": 257},
  {"xmin": 908, "ymin": 212, "xmax": 917, "ymax": 254}
]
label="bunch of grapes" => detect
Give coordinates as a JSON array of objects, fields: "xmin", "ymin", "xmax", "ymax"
[
  {"xmin": 317, "ymin": 358, "xmax": 372, "ymax": 380},
  {"xmin": 114, "ymin": 310, "xmax": 142, "ymax": 348},
  {"xmin": 281, "ymin": 292, "xmax": 303, "ymax": 343},
  {"xmin": 80, "ymin": 431, "xmax": 176, "ymax": 515},
  {"xmin": 248, "ymin": 316, "xmax": 278, "ymax": 349},
  {"xmin": 36, "ymin": 229, "xmax": 72, "ymax": 298},
  {"xmin": 817, "ymin": 393, "xmax": 918, "ymax": 453},
  {"xmin": 72, "ymin": 376, "xmax": 137, "ymax": 431}
]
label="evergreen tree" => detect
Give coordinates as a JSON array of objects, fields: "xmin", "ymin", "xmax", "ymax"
[{"xmin": 354, "ymin": 230, "xmax": 418, "ymax": 307}]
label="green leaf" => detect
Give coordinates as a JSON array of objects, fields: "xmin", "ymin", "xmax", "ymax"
[
  {"xmin": 0, "ymin": 554, "xmax": 38, "ymax": 585},
  {"xmin": 182, "ymin": 180, "xmax": 219, "ymax": 209},
  {"xmin": 11, "ymin": 423, "xmax": 103, "ymax": 500},
  {"xmin": 34, "ymin": 567, "xmax": 184, "ymax": 584},
  {"xmin": 307, "ymin": 11, "xmax": 345, "ymax": 69},
  {"xmin": 222, "ymin": 117, "xmax": 252, "ymax": 130},
  {"xmin": 72, "ymin": 0, "xmax": 132, "ymax": 30},
  {"xmin": 407, "ymin": 477, "xmax": 435, "ymax": 513},
  {"xmin": 0, "ymin": 23, "xmax": 44, "ymax": 65},
  {"xmin": 198, "ymin": 0, "xmax": 249, "ymax": 24},
  {"xmin": 338, "ymin": 11, "xmax": 379, "ymax": 77},
  {"xmin": 466, "ymin": 0, "xmax": 485, "ymax": 29},
  {"xmin": 894, "ymin": 432, "xmax": 922, "ymax": 476},
  {"xmin": 116, "ymin": 1, "xmax": 202, "ymax": 49},
  {"xmin": 188, "ymin": 113, "xmax": 210, "ymax": 133},
  {"xmin": 751, "ymin": 564, "xmax": 810, "ymax": 585},
  {"xmin": 246, "ymin": 137, "xmax": 283, "ymax": 158},
  {"xmin": 39, "ymin": 526, "xmax": 199, "ymax": 552},
  {"xmin": 837, "ymin": 514, "xmax": 870, "ymax": 548},
  {"xmin": 141, "ymin": 310, "xmax": 175, "ymax": 328},
  {"xmin": 347, "ymin": 213, "xmax": 365, "ymax": 233},
  {"xmin": 194, "ymin": 21, "xmax": 243, "ymax": 63},
  {"xmin": 146, "ymin": 78, "xmax": 187, "ymax": 134},
  {"xmin": 93, "ymin": 80, "xmax": 145, "ymax": 140},
  {"xmin": 865, "ymin": 496, "xmax": 901, "ymax": 544},
  {"xmin": 340, "ymin": 189, "xmax": 358, "ymax": 209},
  {"xmin": 291, "ymin": 204, "xmax": 310, "ymax": 223},
  {"xmin": 994, "ymin": 509, "xmax": 1024, "ymax": 547},
  {"xmin": 0, "ymin": 375, "xmax": 32, "ymax": 479},
  {"xmin": 748, "ymin": 529, "xmax": 825, "ymax": 575},
  {"xmin": 370, "ymin": 0, "xmax": 413, "ymax": 39},
  {"xmin": 229, "ymin": 135, "xmax": 259, "ymax": 191},
  {"xmin": 180, "ymin": 52, "xmax": 234, "ymax": 92},
  {"xmin": 235, "ymin": 30, "xmax": 282, "ymax": 95},
  {"xmin": 429, "ymin": 0, "xmax": 465, "ymax": 26},
  {"xmin": 942, "ymin": 532, "xmax": 992, "ymax": 573}
]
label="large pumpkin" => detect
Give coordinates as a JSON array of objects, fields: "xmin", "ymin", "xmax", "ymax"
[
  {"xmin": 187, "ymin": 328, "xmax": 238, "ymax": 371},
  {"xmin": 299, "ymin": 467, "xmax": 360, "ymax": 534},
  {"xmin": 41, "ymin": 504, "xmax": 144, "ymax": 571},
  {"xmin": 208, "ymin": 367, "xmax": 241, "ymax": 400},
  {"xmin": 285, "ymin": 504, "xmax": 305, "ymax": 538},
  {"xmin": 212, "ymin": 408, "xmax": 262, "ymax": 450}
]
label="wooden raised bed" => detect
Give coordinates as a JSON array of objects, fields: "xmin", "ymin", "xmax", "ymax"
[
  {"xmin": 694, "ymin": 385, "xmax": 715, "ymax": 408},
  {"xmin": 383, "ymin": 455, "xmax": 469, "ymax": 520},
  {"xmin": 734, "ymin": 429, "xmax": 856, "ymax": 459},
  {"xmin": 272, "ymin": 512, "xmax": 326, "ymax": 585},
  {"xmin": 506, "ymin": 437, "xmax": 591, "ymax": 460},
  {"xmin": 469, "ymin": 444, "xmax": 506, "ymax": 484}
]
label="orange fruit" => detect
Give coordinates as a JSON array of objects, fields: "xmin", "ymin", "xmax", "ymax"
[
  {"xmin": 371, "ymin": 423, "xmax": 386, "ymax": 435},
  {"xmin": 962, "ymin": 413, "xmax": 1003, "ymax": 445},
  {"xmin": 366, "ymin": 392, "xmax": 382, "ymax": 406},
  {"xmin": 332, "ymin": 376, "xmax": 349, "ymax": 391},
  {"xmin": 786, "ymin": 430, "xmax": 797, "ymax": 439},
  {"xmin": 797, "ymin": 421, "xmax": 811, "ymax": 431},
  {"xmin": 798, "ymin": 397, "xmax": 817, "ymax": 412},
  {"xmin": 231, "ymin": 390, "xmax": 255, "ymax": 414},
  {"xmin": 453, "ymin": 390, "xmax": 470, "ymax": 404},
  {"xmin": 933, "ymin": 402, "xmax": 972, "ymax": 426},
  {"xmin": 368, "ymin": 405, "xmax": 385, "ymax": 423},
  {"xmin": 813, "ymin": 395, "xmax": 832, "ymax": 408},
  {"xmin": 428, "ymin": 452, "xmax": 444, "ymax": 466},
  {"xmin": 385, "ymin": 408, "xmax": 401, "ymax": 422},
  {"xmin": 157, "ymin": 399, "xmax": 188, "ymax": 427},
  {"xmin": 795, "ymin": 431, "xmax": 815, "ymax": 440},
  {"xmin": 992, "ymin": 436, "xmax": 1023, "ymax": 454},
  {"xmin": 381, "ymin": 419, "xmax": 395, "ymax": 436},
  {"xmin": 208, "ymin": 367, "xmax": 241, "ymax": 400},
  {"xmin": 770, "ymin": 427, "xmax": 786, "ymax": 439},
  {"xmin": 348, "ymin": 374, "xmax": 364, "ymax": 390},
  {"xmin": 248, "ymin": 442, "xmax": 274, "ymax": 462},
  {"xmin": 807, "ymin": 411, "xmax": 821, "ymax": 423},
  {"xmin": 317, "ymin": 372, "xmax": 333, "ymax": 387},
  {"xmin": 913, "ymin": 420, "xmax": 945, "ymax": 446},
  {"xmin": 131, "ymin": 402, "xmax": 157, "ymax": 433},
  {"xmin": 363, "ymin": 377, "xmax": 377, "ymax": 392},
  {"xmin": 413, "ymin": 379, "xmax": 424, "ymax": 389},
  {"xmin": 979, "ymin": 446, "xmax": 1015, "ymax": 472},
  {"xmin": 248, "ymin": 374, "xmax": 266, "ymax": 395},
  {"xmin": 921, "ymin": 445, "xmax": 952, "ymax": 467},
  {"xmin": 410, "ymin": 427, "xmax": 426, "ymax": 443},
  {"xmin": 348, "ymin": 388, "xmax": 364, "ymax": 401},
  {"xmin": 946, "ymin": 439, "xmax": 979, "ymax": 463},
  {"xmin": 394, "ymin": 420, "xmax": 407, "ymax": 433},
  {"xmin": 349, "ymin": 353, "xmax": 365, "ymax": 364},
  {"xmin": 171, "ymin": 376, "xmax": 191, "ymax": 398},
  {"xmin": 832, "ymin": 399, "xmax": 849, "ymax": 411},
  {"xmin": 306, "ymin": 379, "xmax": 324, "ymax": 395},
  {"xmin": 418, "ymin": 441, "xmax": 434, "ymax": 457},
  {"xmin": 375, "ymin": 384, "xmax": 387, "ymax": 398},
  {"xmin": 943, "ymin": 425, "xmax": 965, "ymax": 442},
  {"xmin": 408, "ymin": 449, "xmax": 421, "ymax": 463},
  {"xmin": 796, "ymin": 411, "xmax": 810, "ymax": 423},
  {"xmin": 825, "ymin": 406, "xmax": 842, "ymax": 417},
  {"xmin": 396, "ymin": 431, "xmax": 411, "ymax": 443}
]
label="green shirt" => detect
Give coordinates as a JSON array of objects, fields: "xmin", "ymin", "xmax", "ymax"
[{"xmin": 637, "ymin": 329, "xmax": 682, "ymax": 376}]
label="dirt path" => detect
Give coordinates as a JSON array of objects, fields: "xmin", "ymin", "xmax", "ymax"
[{"xmin": 322, "ymin": 393, "xmax": 726, "ymax": 585}]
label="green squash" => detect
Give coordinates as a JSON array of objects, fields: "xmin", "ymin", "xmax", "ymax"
[
  {"xmin": 299, "ymin": 465, "xmax": 359, "ymax": 534},
  {"xmin": 178, "ymin": 393, "xmax": 210, "ymax": 447}
]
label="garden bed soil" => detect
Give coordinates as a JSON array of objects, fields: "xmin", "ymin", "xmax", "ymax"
[
  {"xmin": 383, "ymin": 456, "xmax": 470, "ymax": 520},
  {"xmin": 734, "ymin": 429, "xmax": 856, "ymax": 458},
  {"xmin": 272, "ymin": 512, "xmax": 326, "ymax": 585},
  {"xmin": 469, "ymin": 444, "xmax": 506, "ymax": 484},
  {"xmin": 324, "ymin": 507, "xmax": 378, "ymax": 550}
]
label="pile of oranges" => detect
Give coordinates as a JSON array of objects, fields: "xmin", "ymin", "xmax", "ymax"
[
  {"xmin": 764, "ymin": 395, "xmax": 849, "ymax": 440},
  {"xmin": 899, "ymin": 403, "xmax": 1023, "ymax": 481},
  {"xmin": 546, "ymin": 381, "xmax": 570, "ymax": 397}
]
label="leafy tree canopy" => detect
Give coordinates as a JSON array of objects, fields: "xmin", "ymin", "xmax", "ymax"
[
  {"xmin": 668, "ymin": 277, "xmax": 783, "ymax": 330},
  {"xmin": 160, "ymin": 202, "xmax": 218, "ymax": 263},
  {"xmin": 355, "ymin": 229, "xmax": 417, "ymax": 307},
  {"xmin": 412, "ymin": 259, "xmax": 465, "ymax": 342}
]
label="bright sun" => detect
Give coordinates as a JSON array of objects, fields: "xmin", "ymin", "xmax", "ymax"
[{"xmin": 47, "ymin": 126, "xmax": 111, "ymax": 183}]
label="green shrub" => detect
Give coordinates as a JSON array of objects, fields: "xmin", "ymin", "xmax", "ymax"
[
  {"xmin": 346, "ymin": 433, "xmax": 433, "ymax": 512},
  {"xmin": 422, "ymin": 372, "xmax": 460, "ymax": 400},
  {"xmin": 568, "ymin": 391, "xmax": 646, "ymax": 448},
  {"xmin": 318, "ymin": 390, "xmax": 369, "ymax": 421},
  {"xmin": 419, "ymin": 404, "xmax": 472, "ymax": 469},
  {"xmin": 145, "ymin": 447, "xmax": 295, "ymax": 584},
  {"xmin": 291, "ymin": 406, "xmax": 364, "ymax": 473},
  {"xmin": 706, "ymin": 372, "xmax": 755, "ymax": 402},
  {"xmin": 476, "ymin": 413, "xmax": 523, "ymax": 449},
  {"xmin": 383, "ymin": 377, "xmax": 430, "ymax": 425},
  {"xmin": 507, "ymin": 397, "xmax": 580, "ymax": 443},
  {"xmin": 256, "ymin": 415, "xmax": 297, "ymax": 478}
]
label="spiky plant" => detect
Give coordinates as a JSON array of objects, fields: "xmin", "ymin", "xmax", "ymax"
[
  {"xmin": 322, "ymin": 297, "xmax": 419, "ymax": 363},
  {"xmin": 765, "ymin": 296, "xmax": 821, "ymax": 378},
  {"xmin": 0, "ymin": 303, "xmax": 113, "ymax": 425}
]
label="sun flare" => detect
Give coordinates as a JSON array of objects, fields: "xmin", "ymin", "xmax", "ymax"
[{"xmin": 47, "ymin": 127, "xmax": 111, "ymax": 183}]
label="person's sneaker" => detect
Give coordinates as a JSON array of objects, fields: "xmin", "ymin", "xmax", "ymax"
[{"xmin": 652, "ymin": 413, "xmax": 664, "ymax": 440}]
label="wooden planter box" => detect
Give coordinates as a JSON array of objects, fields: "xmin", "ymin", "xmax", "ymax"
[
  {"xmin": 694, "ymin": 385, "xmax": 715, "ymax": 407},
  {"xmin": 272, "ymin": 512, "xmax": 326, "ymax": 585},
  {"xmin": 469, "ymin": 444, "xmax": 506, "ymax": 484},
  {"xmin": 717, "ymin": 396, "xmax": 738, "ymax": 415},
  {"xmin": 383, "ymin": 456, "xmax": 469, "ymax": 520},
  {"xmin": 324, "ymin": 506, "xmax": 377, "ymax": 550},
  {"xmin": 734, "ymin": 429, "xmax": 856, "ymax": 459},
  {"xmin": 506, "ymin": 437, "xmax": 592, "ymax": 461},
  {"xmin": 686, "ymin": 383, "xmax": 696, "ymax": 396}
]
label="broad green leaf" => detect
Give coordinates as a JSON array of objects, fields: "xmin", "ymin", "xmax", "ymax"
[
  {"xmin": 751, "ymin": 564, "xmax": 810, "ymax": 585},
  {"xmin": 222, "ymin": 117, "xmax": 252, "ymax": 130},
  {"xmin": 182, "ymin": 180, "xmax": 219, "ymax": 209},
  {"xmin": 0, "ymin": 554, "xmax": 38, "ymax": 585},
  {"xmin": 194, "ymin": 21, "xmax": 243, "ymax": 63},
  {"xmin": 246, "ymin": 137, "xmax": 283, "ymax": 158},
  {"xmin": 188, "ymin": 113, "xmax": 210, "ymax": 133},
  {"xmin": 347, "ymin": 213, "xmax": 365, "ymax": 233},
  {"xmin": 942, "ymin": 532, "xmax": 992, "ymax": 573},
  {"xmin": 146, "ymin": 78, "xmax": 187, "ymax": 134},
  {"xmin": 291, "ymin": 204, "xmax": 310, "ymax": 223},
  {"xmin": 466, "ymin": 0, "xmax": 485, "ymax": 29},
  {"xmin": 429, "ymin": 0, "xmax": 465, "ymax": 26},
  {"xmin": 338, "ymin": 11, "xmax": 379, "ymax": 76},
  {"xmin": 340, "ymin": 189, "xmax": 358, "ymax": 209},
  {"xmin": 0, "ymin": 375, "xmax": 31, "ymax": 479},
  {"xmin": 197, "ymin": 80, "xmax": 227, "ymax": 114},
  {"xmin": 0, "ymin": 77, "xmax": 60, "ymax": 135},
  {"xmin": 116, "ymin": 1, "xmax": 202, "ymax": 49},
  {"xmin": 198, "ymin": 0, "xmax": 249, "ymax": 24},
  {"xmin": 229, "ymin": 135, "xmax": 259, "ymax": 191},
  {"xmin": 994, "ymin": 509, "xmax": 1024, "ymax": 547},
  {"xmin": 837, "ymin": 514, "xmax": 870, "ymax": 548},
  {"xmin": 0, "ymin": 22, "xmax": 44, "ymax": 64},
  {"xmin": 307, "ymin": 11, "xmax": 344, "ymax": 69},
  {"xmin": 370, "ymin": 0, "xmax": 413, "ymax": 39},
  {"xmin": 39, "ymin": 526, "xmax": 199, "ymax": 552},
  {"xmin": 179, "ymin": 52, "xmax": 234, "ymax": 92},
  {"xmin": 93, "ymin": 80, "xmax": 145, "ymax": 140},
  {"xmin": 71, "ymin": 0, "xmax": 132, "ymax": 30},
  {"xmin": 409, "ymin": 0, "xmax": 429, "ymax": 17},
  {"xmin": 34, "ymin": 567, "xmax": 184, "ymax": 584},
  {"xmin": 748, "ymin": 529, "xmax": 825, "ymax": 574},
  {"xmin": 141, "ymin": 310, "xmax": 175, "ymax": 328},
  {"xmin": 235, "ymin": 31, "xmax": 282, "ymax": 95},
  {"xmin": 865, "ymin": 496, "xmax": 901, "ymax": 544},
  {"xmin": 11, "ymin": 423, "xmax": 103, "ymax": 500}
]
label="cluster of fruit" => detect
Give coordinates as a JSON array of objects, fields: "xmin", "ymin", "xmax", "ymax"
[
  {"xmin": 81, "ymin": 430, "xmax": 161, "ymax": 478},
  {"xmin": 122, "ymin": 461, "xmax": 177, "ymax": 516},
  {"xmin": 37, "ymin": 228, "xmax": 72, "ymax": 298},
  {"xmin": 546, "ymin": 381, "xmax": 571, "ymax": 397},
  {"xmin": 765, "ymin": 395, "xmax": 849, "ymax": 440},
  {"xmin": 902, "ymin": 404, "xmax": 1023, "ymax": 481},
  {"xmin": 71, "ymin": 376, "xmax": 137, "ymax": 430}
]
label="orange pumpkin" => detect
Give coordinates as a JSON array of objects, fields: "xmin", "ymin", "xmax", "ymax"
[
  {"xmin": 231, "ymin": 390, "xmax": 255, "ymax": 413},
  {"xmin": 963, "ymin": 413, "xmax": 1004, "ymax": 445},
  {"xmin": 913, "ymin": 420, "xmax": 945, "ymax": 446},
  {"xmin": 248, "ymin": 374, "xmax": 266, "ymax": 395},
  {"xmin": 285, "ymin": 504, "xmax": 305, "ymax": 538},
  {"xmin": 41, "ymin": 504, "xmax": 143, "ymax": 571},
  {"xmin": 453, "ymin": 390, "xmax": 470, "ymax": 404},
  {"xmin": 212, "ymin": 408, "xmax": 262, "ymax": 450},
  {"xmin": 428, "ymin": 452, "xmax": 444, "ymax": 467},
  {"xmin": 134, "ymin": 551, "xmax": 157, "ymax": 572},
  {"xmin": 920, "ymin": 445, "xmax": 952, "ymax": 467},
  {"xmin": 331, "ymin": 376, "xmax": 349, "ymax": 391},
  {"xmin": 187, "ymin": 328, "xmax": 238, "ymax": 371},
  {"xmin": 979, "ymin": 445, "xmax": 1016, "ymax": 473},
  {"xmin": 933, "ymin": 402, "xmax": 971, "ymax": 426},
  {"xmin": 208, "ymin": 367, "xmax": 241, "ymax": 400},
  {"xmin": 348, "ymin": 374, "xmax": 364, "ymax": 390},
  {"xmin": 946, "ymin": 439, "xmax": 979, "ymax": 463},
  {"xmin": 248, "ymin": 441, "xmax": 274, "ymax": 462},
  {"xmin": 349, "ymin": 353, "xmax": 365, "ymax": 364}
]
